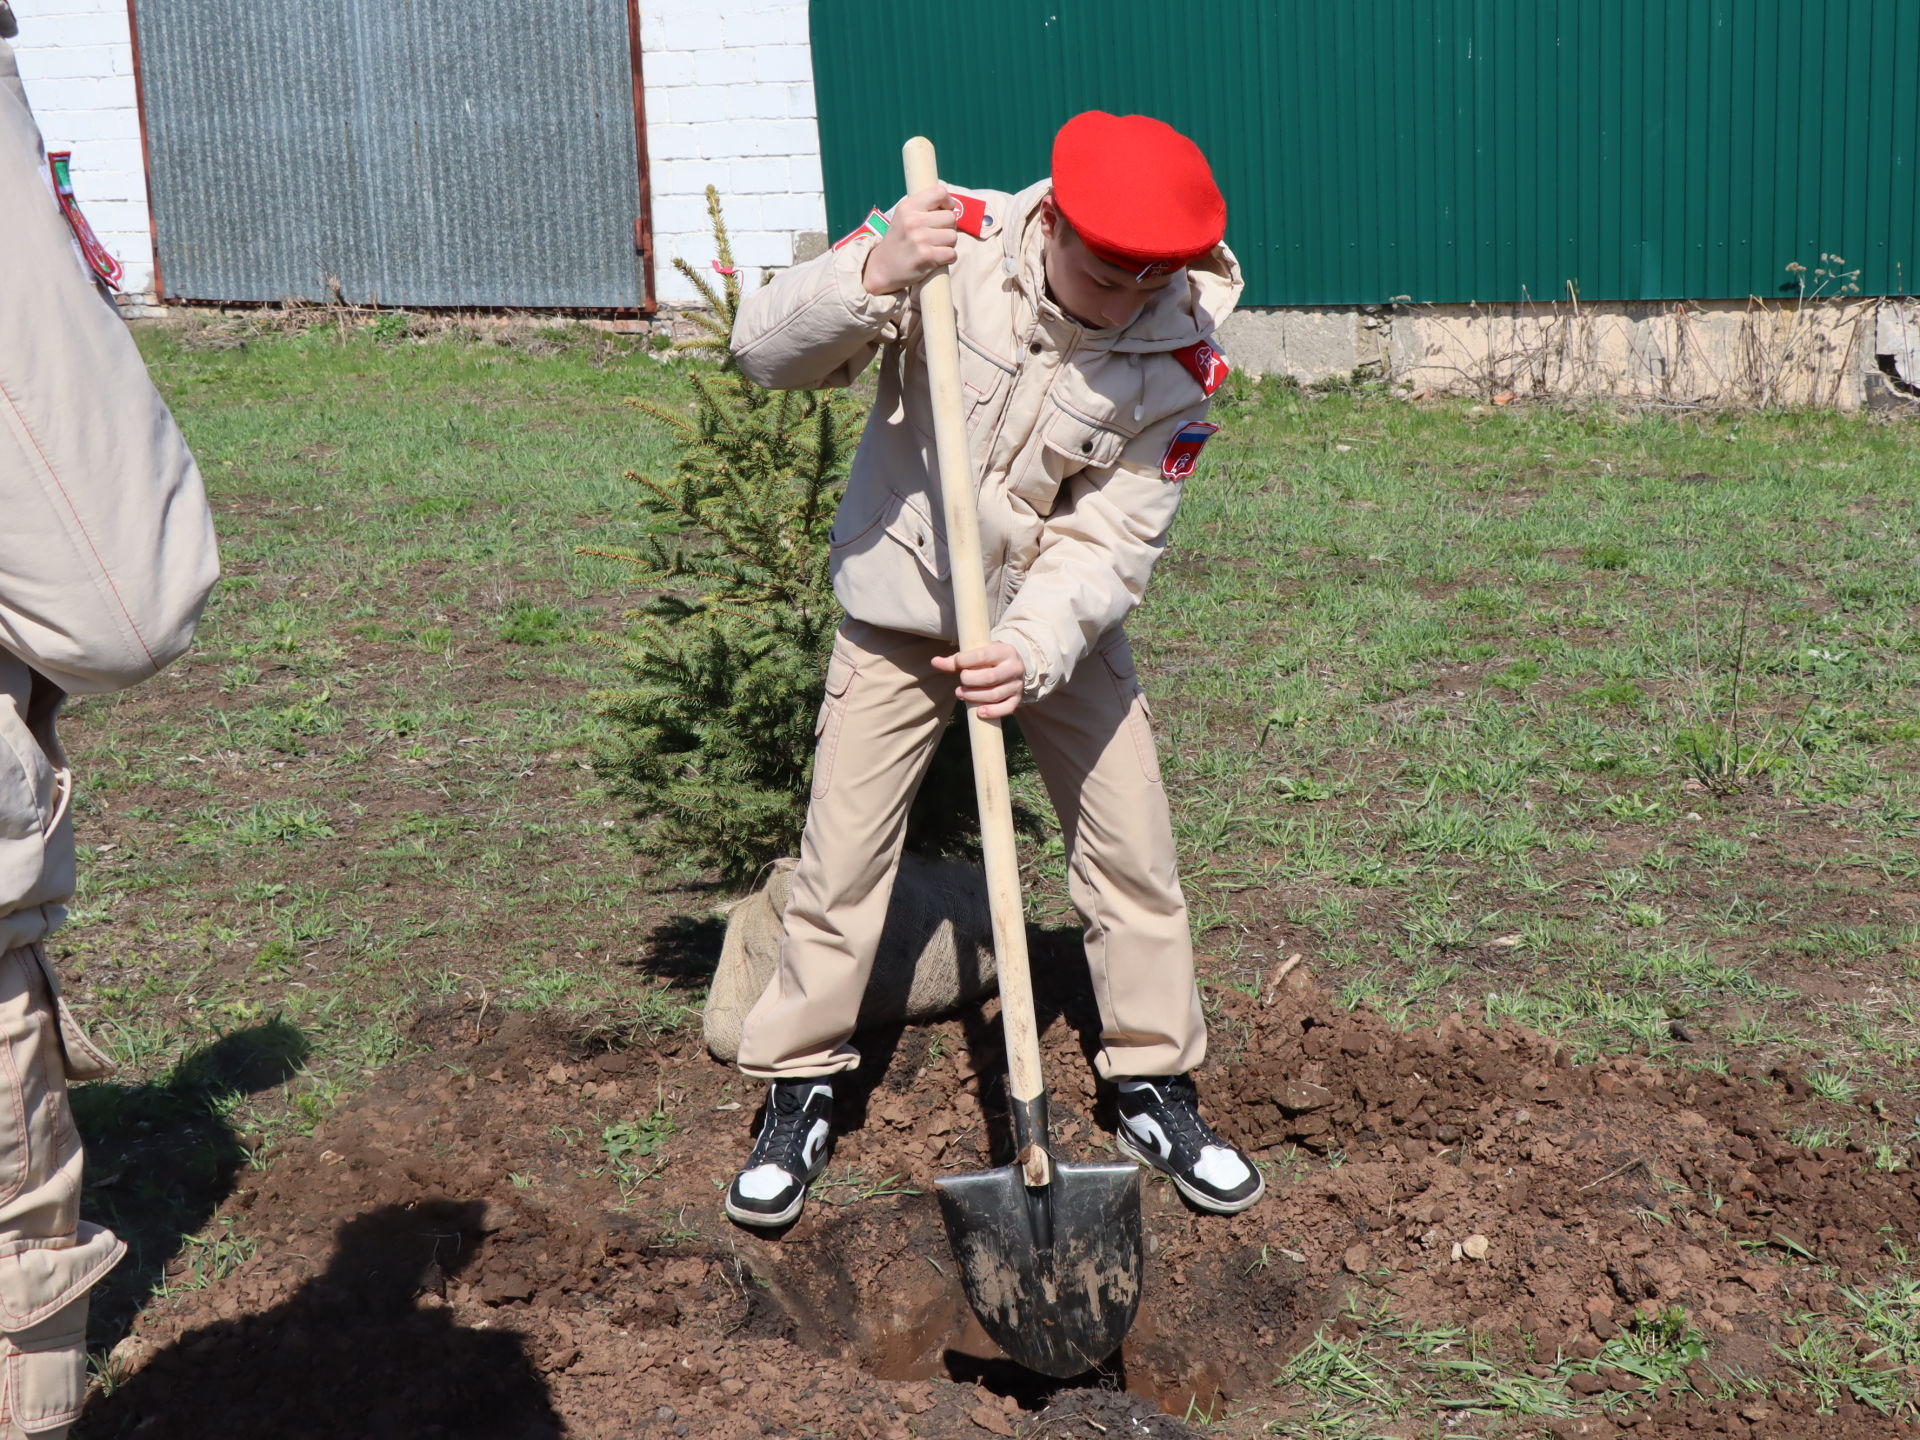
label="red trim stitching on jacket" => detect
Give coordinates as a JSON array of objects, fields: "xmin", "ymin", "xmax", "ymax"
[{"xmin": 0, "ymin": 377, "xmax": 160, "ymax": 674}]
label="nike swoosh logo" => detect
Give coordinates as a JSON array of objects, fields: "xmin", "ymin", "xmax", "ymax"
[{"xmin": 1131, "ymin": 1115, "xmax": 1171, "ymax": 1160}]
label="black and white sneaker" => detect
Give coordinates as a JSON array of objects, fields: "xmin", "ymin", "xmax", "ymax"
[
  {"xmin": 724, "ymin": 1079, "xmax": 835, "ymax": 1228},
  {"xmin": 1114, "ymin": 1073, "xmax": 1264, "ymax": 1214}
]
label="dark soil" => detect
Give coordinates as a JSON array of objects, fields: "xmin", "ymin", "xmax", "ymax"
[{"xmin": 77, "ymin": 961, "xmax": 1919, "ymax": 1439}]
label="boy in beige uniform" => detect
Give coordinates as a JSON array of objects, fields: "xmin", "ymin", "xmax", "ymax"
[
  {"xmin": 724, "ymin": 113, "xmax": 1260, "ymax": 1226},
  {"xmin": 2, "ymin": 17, "xmax": 219, "ymax": 1434}
]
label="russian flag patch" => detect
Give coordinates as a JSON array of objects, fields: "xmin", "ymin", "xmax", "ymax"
[{"xmin": 1160, "ymin": 421, "xmax": 1220, "ymax": 481}]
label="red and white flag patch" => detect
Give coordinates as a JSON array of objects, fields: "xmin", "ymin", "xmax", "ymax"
[
  {"xmin": 948, "ymin": 188, "xmax": 990, "ymax": 238},
  {"xmin": 1160, "ymin": 420, "xmax": 1220, "ymax": 481},
  {"xmin": 1173, "ymin": 340, "xmax": 1230, "ymax": 396}
]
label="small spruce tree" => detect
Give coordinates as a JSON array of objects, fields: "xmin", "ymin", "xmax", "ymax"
[{"xmin": 594, "ymin": 189, "xmax": 1025, "ymax": 885}]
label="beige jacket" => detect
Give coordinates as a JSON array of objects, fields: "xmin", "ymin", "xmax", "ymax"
[
  {"xmin": 1, "ymin": 39, "xmax": 218, "ymax": 957},
  {"xmin": 731, "ymin": 180, "xmax": 1242, "ymax": 702}
]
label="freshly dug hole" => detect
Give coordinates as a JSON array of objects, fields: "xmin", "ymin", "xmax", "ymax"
[{"xmin": 78, "ymin": 967, "xmax": 1920, "ymax": 1439}]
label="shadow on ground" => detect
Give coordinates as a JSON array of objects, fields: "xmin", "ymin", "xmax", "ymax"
[
  {"xmin": 72, "ymin": 1019, "xmax": 309, "ymax": 1351},
  {"xmin": 638, "ymin": 910, "xmax": 729, "ymax": 989},
  {"xmin": 78, "ymin": 1201, "xmax": 562, "ymax": 1440}
]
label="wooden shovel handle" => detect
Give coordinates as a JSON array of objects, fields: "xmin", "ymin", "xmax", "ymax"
[{"xmin": 902, "ymin": 137, "xmax": 1050, "ymax": 1188}]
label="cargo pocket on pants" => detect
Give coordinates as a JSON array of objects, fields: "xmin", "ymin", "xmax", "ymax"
[
  {"xmin": 0, "ymin": 1226, "xmax": 123, "ymax": 1435},
  {"xmin": 0, "ymin": 1294, "xmax": 87, "ymax": 1435},
  {"xmin": 1097, "ymin": 636, "xmax": 1162, "ymax": 787},
  {"xmin": 810, "ymin": 640, "xmax": 858, "ymax": 800},
  {"xmin": 24, "ymin": 948, "xmax": 111, "ymax": 1086}
]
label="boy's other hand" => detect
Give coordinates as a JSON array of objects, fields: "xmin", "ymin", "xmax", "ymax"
[
  {"xmin": 862, "ymin": 185, "xmax": 960, "ymax": 296},
  {"xmin": 932, "ymin": 642, "xmax": 1024, "ymax": 718}
]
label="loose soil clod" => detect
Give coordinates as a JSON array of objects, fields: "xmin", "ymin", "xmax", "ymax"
[{"xmin": 79, "ymin": 966, "xmax": 1919, "ymax": 1439}]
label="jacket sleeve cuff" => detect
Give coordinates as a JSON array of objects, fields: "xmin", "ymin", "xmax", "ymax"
[
  {"xmin": 990, "ymin": 625, "xmax": 1054, "ymax": 705},
  {"xmin": 830, "ymin": 236, "xmax": 910, "ymax": 334}
]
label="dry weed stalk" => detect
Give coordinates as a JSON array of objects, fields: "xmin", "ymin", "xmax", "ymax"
[{"xmin": 1396, "ymin": 258, "xmax": 1884, "ymax": 409}]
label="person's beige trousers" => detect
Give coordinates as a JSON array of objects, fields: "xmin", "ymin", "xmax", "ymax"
[
  {"xmin": 0, "ymin": 946, "xmax": 121, "ymax": 1437},
  {"xmin": 737, "ymin": 619, "xmax": 1206, "ymax": 1082}
]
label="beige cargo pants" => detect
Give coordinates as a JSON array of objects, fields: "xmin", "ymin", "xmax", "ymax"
[
  {"xmin": 0, "ymin": 946, "xmax": 123, "ymax": 1440},
  {"xmin": 737, "ymin": 618, "xmax": 1206, "ymax": 1082}
]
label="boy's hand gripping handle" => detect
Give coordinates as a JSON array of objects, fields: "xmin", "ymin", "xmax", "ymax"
[{"xmin": 902, "ymin": 136, "xmax": 1050, "ymax": 1188}]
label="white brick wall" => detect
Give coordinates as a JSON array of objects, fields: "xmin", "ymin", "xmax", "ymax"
[
  {"xmin": 638, "ymin": 0, "xmax": 826, "ymax": 304},
  {"xmin": 6, "ymin": 0, "xmax": 829, "ymax": 310},
  {"xmin": 8, "ymin": 0, "xmax": 154, "ymax": 299}
]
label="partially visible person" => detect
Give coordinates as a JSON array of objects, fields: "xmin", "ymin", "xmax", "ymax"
[{"xmin": 2, "ymin": 17, "xmax": 219, "ymax": 1437}]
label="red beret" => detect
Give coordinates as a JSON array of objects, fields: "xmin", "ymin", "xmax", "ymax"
[{"xmin": 1051, "ymin": 111, "xmax": 1225, "ymax": 277}]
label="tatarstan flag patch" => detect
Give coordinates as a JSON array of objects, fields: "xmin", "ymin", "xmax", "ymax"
[
  {"xmin": 1160, "ymin": 420, "xmax": 1220, "ymax": 481},
  {"xmin": 832, "ymin": 207, "xmax": 891, "ymax": 251},
  {"xmin": 48, "ymin": 151, "xmax": 122, "ymax": 289},
  {"xmin": 1173, "ymin": 339, "xmax": 1230, "ymax": 395}
]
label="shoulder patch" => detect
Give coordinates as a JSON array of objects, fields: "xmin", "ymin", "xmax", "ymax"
[
  {"xmin": 47, "ymin": 151, "xmax": 123, "ymax": 289},
  {"xmin": 1173, "ymin": 340, "xmax": 1230, "ymax": 396},
  {"xmin": 833, "ymin": 192, "xmax": 993, "ymax": 250},
  {"xmin": 1160, "ymin": 421, "xmax": 1220, "ymax": 482},
  {"xmin": 948, "ymin": 188, "xmax": 991, "ymax": 238},
  {"xmin": 832, "ymin": 207, "xmax": 891, "ymax": 251}
]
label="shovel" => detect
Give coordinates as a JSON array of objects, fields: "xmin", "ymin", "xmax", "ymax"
[{"xmin": 904, "ymin": 136, "xmax": 1145, "ymax": 1380}]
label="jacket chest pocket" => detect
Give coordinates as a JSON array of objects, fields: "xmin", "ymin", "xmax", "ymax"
[
  {"xmin": 1008, "ymin": 400, "xmax": 1129, "ymax": 517},
  {"xmin": 958, "ymin": 329, "xmax": 1015, "ymax": 453},
  {"xmin": 906, "ymin": 330, "xmax": 1011, "ymax": 469},
  {"xmin": 959, "ymin": 329, "xmax": 1014, "ymax": 407}
]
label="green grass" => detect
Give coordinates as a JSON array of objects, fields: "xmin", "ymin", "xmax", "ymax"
[
  {"xmin": 59, "ymin": 318, "xmax": 695, "ymax": 1173},
  {"xmin": 1269, "ymin": 1299, "xmax": 1735, "ymax": 1438},
  {"xmin": 599, "ymin": 1094, "xmax": 678, "ymax": 1202},
  {"xmin": 1131, "ymin": 377, "xmax": 1920, "ymax": 1098},
  {"xmin": 1778, "ymin": 1274, "xmax": 1920, "ymax": 1418},
  {"xmin": 43, "ymin": 318, "xmax": 1920, "ymax": 1363}
]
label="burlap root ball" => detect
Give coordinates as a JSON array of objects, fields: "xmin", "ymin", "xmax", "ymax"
[{"xmin": 704, "ymin": 852, "xmax": 998, "ymax": 1062}]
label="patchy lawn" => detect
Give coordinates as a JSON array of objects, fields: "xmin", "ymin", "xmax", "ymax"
[{"xmin": 53, "ymin": 316, "xmax": 1920, "ymax": 1431}]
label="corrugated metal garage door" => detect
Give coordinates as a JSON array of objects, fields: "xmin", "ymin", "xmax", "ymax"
[{"xmin": 131, "ymin": 0, "xmax": 652, "ymax": 308}]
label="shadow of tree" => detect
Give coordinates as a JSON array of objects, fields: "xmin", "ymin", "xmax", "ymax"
[
  {"xmin": 635, "ymin": 911, "xmax": 729, "ymax": 989},
  {"xmin": 78, "ymin": 1201, "xmax": 562, "ymax": 1440},
  {"xmin": 71, "ymin": 1019, "xmax": 309, "ymax": 1352}
]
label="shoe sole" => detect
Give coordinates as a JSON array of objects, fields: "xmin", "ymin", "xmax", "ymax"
[
  {"xmin": 1116, "ymin": 1130, "xmax": 1266, "ymax": 1215},
  {"xmin": 725, "ymin": 1189, "xmax": 808, "ymax": 1228},
  {"xmin": 724, "ymin": 1145, "xmax": 832, "ymax": 1229}
]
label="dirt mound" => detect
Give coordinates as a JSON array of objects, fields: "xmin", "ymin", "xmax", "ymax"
[{"xmin": 77, "ymin": 968, "xmax": 1917, "ymax": 1439}]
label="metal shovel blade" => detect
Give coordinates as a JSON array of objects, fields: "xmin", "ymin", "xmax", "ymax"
[{"xmin": 935, "ymin": 1159, "xmax": 1143, "ymax": 1378}]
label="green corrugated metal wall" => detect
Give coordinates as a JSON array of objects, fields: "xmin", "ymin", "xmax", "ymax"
[{"xmin": 809, "ymin": 0, "xmax": 1920, "ymax": 306}]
